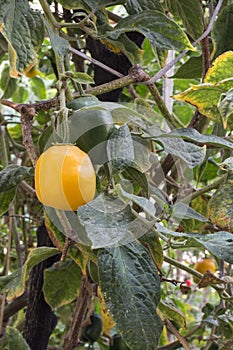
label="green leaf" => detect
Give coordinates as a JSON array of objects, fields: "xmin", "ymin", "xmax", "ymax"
[
  {"xmin": 0, "ymin": 268, "xmax": 24, "ymax": 300},
  {"xmin": 212, "ymin": 4, "xmax": 233, "ymax": 59},
  {"xmin": 77, "ymin": 194, "xmax": 134, "ymax": 248},
  {"xmin": 107, "ymin": 124, "xmax": 134, "ymax": 173},
  {"xmin": 139, "ymin": 231, "xmax": 164, "ymax": 269},
  {"xmin": 155, "ymin": 226, "xmax": 233, "ymax": 264},
  {"xmin": 6, "ymin": 326, "xmax": 31, "ymax": 350},
  {"xmin": 70, "ymin": 71, "xmax": 94, "ymax": 84},
  {"xmin": 166, "ymin": 0, "xmax": 204, "ymax": 39},
  {"xmin": 98, "ymin": 241, "xmax": 163, "ymax": 350},
  {"xmin": 173, "ymin": 203, "xmax": 208, "ymax": 222},
  {"xmin": 218, "ymin": 88, "xmax": 233, "ymax": 128},
  {"xmin": 0, "ymin": 188, "xmax": 15, "ymax": 216},
  {"xmin": 122, "ymin": 166, "xmax": 149, "ymax": 197},
  {"xmin": 0, "ymin": 247, "xmax": 60, "ymax": 300},
  {"xmin": 106, "ymin": 10, "xmax": 194, "ymax": 52},
  {"xmin": 43, "ymin": 259, "xmax": 81, "ymax": 309},
  {"xmin": 116, "ymin": 184, "xmax": 156, "ymax": 217},
  {"xmin": 0, "ymin": 65, "xmax": 17, "ymax": 99},
  {"xmin": 174, "ymin": 52, "xmax": 233, "ymax": 123},
  {"xmin": 125, "ymin": 0, "xmax": 163, "ymax": 14},
  {"xmin": 38, "ymin": 125, "xmax": 62, "ymax": 154},
  {"xmin": 30, "ymin": 76, "xmax": 47, "ymax": 100},
  {"xmin": 158, "ymin": 300, "xmax": 186, "ymax": 329},
  {"xmin": 56, "ymin": 0, "xmax": 124, "ymax": 10},
  {"xmin": 22, "ymin": 247, "xmax": 60, "ymax": 283},
  {"xmin": 173, "ymin": 56, "xmax": 202, "ymax": 79},
  {"xmin": 132, "ymin": 136, "xmax": 151, "ymax": 173},
  {"xmin": 97, "ymin": 31, "xmax": 142, "ymax": 64},
  {"xmin": 156, "ymin": 136, "xmax": 206, "ymax": 168},
  {"xmin": 161, "ymin": 128, "xmax": 233, "ymax": 151},
  {"xmin": 0, "ymin": 0, "xmax": 44, "ymax": 76},
  {"xmin": 187, "ymin": 232, "xmax": 233, "ymax": 264},
  {"xmin": 45, "ymin": 21, "xmax": 69, "ymax": 57},
  {"xmin": 0, "ymin": 165, "xmax": 34, "ymax": 192}
]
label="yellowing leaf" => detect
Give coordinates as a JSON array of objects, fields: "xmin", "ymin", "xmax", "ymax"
[
  {"xmin": 205, "ymin": 51, "xmax": 233, "ymax": 83},
  {"xmin": 98, "ymin": 287, "xmax": 115, "ymax": 336},
  {"xmin": 174, "ymin": 79, "xmax": 233, "ymax": 123},
  {"xmin": 0, "ymin": 0, "xmax": 44, "ymax": 77}
]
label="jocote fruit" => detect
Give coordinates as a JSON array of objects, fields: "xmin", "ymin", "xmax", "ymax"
[{"xmin": 35, "ymin": 144, "xmax": 96, "ymax": 211}]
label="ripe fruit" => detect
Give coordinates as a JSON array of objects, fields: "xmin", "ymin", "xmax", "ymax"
[
  {"xmin": 193, "ymin": 258, "xmax": 216, "ymax": 283},
  {"xmin": 35, "ymin": 144, "xmax": 96, "ymax": 211}
]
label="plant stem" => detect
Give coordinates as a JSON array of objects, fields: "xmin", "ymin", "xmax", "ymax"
[
  {"xmin": 164, "ymin": 318, "xmax": 191, "ymax": 350},
  {"xmin": 146, "ymin": 0, "xmax": 224, "ymax": 85},
  {"xmin": 164, "ymin": 255, "xmax": 203, "ymax": 280},
  {"xmin": 64, "ymin": 275, "xmax": 92, "ymax": 350},
  {"xmin": 70, "ymin": 47, "xmax": 124, "ymax": 78},
  {"xmin": 191, "ymin": 174, "xmax": 227, "ymax": 200}
]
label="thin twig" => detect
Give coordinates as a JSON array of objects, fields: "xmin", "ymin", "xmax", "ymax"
[
  {"xmin": 9, "ymin": 203, "xmax": 24, "ymax": 267},
  {"xmin": 164, "ymin": 318, "xmax": 191, "ymax": 350},
  {"xmin": 191, "ymin": 173, "xmax": 227, "ymax": 200},
  {"xmin": 70, "ymin": 47, "xmax": 124, "ymax": 78},
  {"xmin": 146, "ymin": 0, "xmax": 224, "ymax": 85},
  {"xmin": 64, "ymin": 275, "xmax": 93, "ymax": 350},
  {"xmin": 0, "ymin": 206, "xmax": 13, "ymax": 334},
  {"xmin": 19, "ymin": 181, "xmax": 36, "ymax": 198}
]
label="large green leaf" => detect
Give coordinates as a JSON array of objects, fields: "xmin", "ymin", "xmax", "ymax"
[
  {"xmin": 0, "ymin": 188, "xmax": 16, "ymax": 216},
  {"xmin": 166, "ymin": 0, "xmax": 204, "ymax": 39},
  {"xmin": 77, "ymin": 194, "xmax": 135, "ymax": 248},
  {"xmin": 6, "ymin": 327, "xmax": 31, "ymax": 350},
  {"xmin": 186, "ymin": 232, "xmax": 233, "ymax": 264},
  {"xmin": 0, "ymin": 0, "xmax": 44, "ymax": 77},
  {"xmin": 172, "ymin": 56, "xmax": 202, "ymax": 79},
  {"xmin": 212, "ymin": 4, "xmax": 233, "ymax": 59},
  {"xmin": 156, "ymin": 225, "xmax": 233, "ymax": 264},
  {"xmin": 155, "ymin": 136, "xmax": 206, "ymax": 168},
  {"xmin": 0, "ymin": 165, "xmax": 34, "ymax": 192},
  {"xmin": 43, "ymin": 259, "xmax": 81, "ymax": 309},
  {"xmin": 125, "ymin": 0, "xmax": 163, "ymax": 14},
  {"xmin": 105, "ymin": 10, "xmax": 194, "ymax": 51},
  {"xmin": 98, "ymin": 241, "xmax": 163, "ymax": 350},
  {"xmin": 159, "ymin": 128, "xmax": 233, "ymax": 151}
]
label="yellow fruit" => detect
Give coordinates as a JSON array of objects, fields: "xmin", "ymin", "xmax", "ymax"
[
  {"xmin": 193, "ymin": 258, "xmax": 216, "ymax": 283},
  {"xmin": 35, "ymin": 144, "xmax": 96, "ymax": 211}
]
